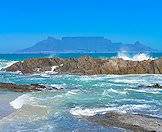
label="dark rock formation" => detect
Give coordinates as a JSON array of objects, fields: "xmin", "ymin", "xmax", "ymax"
[
  {"xmin": 139, "ymin": 83, "xmax": 162, "ymax": 89},
  {"xmin": 86, "ymin": 112, "xmax": 162, "ymax": 131},
  {"xmin": 150, "ymin": 83, "xmax": 162, "ymax": 88},
  {"xmin": 0, "ymin": 83, "xmax": 62, "ymax": 92},
  {"xmin": 4, "ymin": 56, "xmax": 162, "ymax": 75}
]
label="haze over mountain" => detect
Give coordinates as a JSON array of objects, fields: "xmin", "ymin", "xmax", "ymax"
[{"xmin": 19, "ymin": 37, "xmax": 157, "ymax": 53}]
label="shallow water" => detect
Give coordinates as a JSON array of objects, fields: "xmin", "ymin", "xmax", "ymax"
[
  {"xmin": 0, "ymin": 72, "xmax": 162, "ymax": 131},
  {"xmin": 0, "ymin": 53, "xmax": 162, "ymax": 131}
]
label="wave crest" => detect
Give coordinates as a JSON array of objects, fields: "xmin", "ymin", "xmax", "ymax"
[
  {"xmin": 117, "ymin": 51, "xmax": 155, "ymax": 61},
  {"xmin": 0, "ymin": 59, "xmax": 17, "ymax": 70},
  {"xmin": 70, "ymin": 104, "xmax": 151, "ymax": 117},
  {"xmin": 10, "ymin": 94, "xmax": 36, "ymax": 109}
]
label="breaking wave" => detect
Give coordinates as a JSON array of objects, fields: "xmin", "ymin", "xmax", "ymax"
[
  {"xmin": 70, "ymin": 104, "xmax": 151, "ymax": 117},
  {"xmin": 10, "ymin": 94, "xmax": 37, "ymax": 109},
  {"xmin": 0, "ymin": 59, "xmax": 17, "ymax": 70},
  {"xmin": 116, "ymin": 51, "xmax": 155, "ymax": 61},
  {"xmin": 126, "ymin": 88, "xmax": 161, "ymax": 94}
]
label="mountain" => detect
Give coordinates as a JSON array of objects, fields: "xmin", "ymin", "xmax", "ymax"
[{"xmin": 19, "ymin": 37, "xmax": 157, "ymax": 53}]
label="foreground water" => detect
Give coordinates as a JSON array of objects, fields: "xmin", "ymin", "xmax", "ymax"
[{"xmin": 0, "ymin": 53, "xmax": 162, "ymax": 131}]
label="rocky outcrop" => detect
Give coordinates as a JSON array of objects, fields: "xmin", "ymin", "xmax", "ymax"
[
  {"xmin": 0, "ymin": 83, "xmax": 62, "ymax": 92},
  {"xmin": 4, "ymin": 56, "xmax": 162, "ymax": 75},
  {"xmin": 86, "ymin": 112, "xmax": 162, "ymax": 131}
]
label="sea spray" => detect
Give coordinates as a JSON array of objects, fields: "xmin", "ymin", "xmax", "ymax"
[
  {"xmin": 0, "ymin": 59, "xmax": 17, "ymax": 70},
  {"xmin": 117, "ymin": 51, "xmax": 155, "ymax": 61}
]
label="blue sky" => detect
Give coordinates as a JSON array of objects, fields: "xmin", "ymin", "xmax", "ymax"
[{"xmin": 0, "ymin": 0, "xmax": 162, "ymax": 52}]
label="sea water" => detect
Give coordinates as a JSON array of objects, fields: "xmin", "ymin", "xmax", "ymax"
[{"xmin": 0, "ymin": 53, "xmax": 162, "ymax": 131}]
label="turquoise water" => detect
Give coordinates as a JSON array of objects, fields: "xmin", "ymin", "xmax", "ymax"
[
  {"xmin": 0, "ymin": 53, "xmax": 162, "ymax": 131},
  {"xmin": 0, "ymin": 52, "xmax": 162, "ymax": 60}
]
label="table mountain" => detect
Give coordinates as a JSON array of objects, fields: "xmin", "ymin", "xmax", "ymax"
[{"xmin": 19, "ymin": 37, "xmax": 156, "ymax": 53}]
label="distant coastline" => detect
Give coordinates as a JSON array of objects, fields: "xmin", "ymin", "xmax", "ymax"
[{"xmin": 16, "ymin": 36, "xmax": 158, "ymax": 54}]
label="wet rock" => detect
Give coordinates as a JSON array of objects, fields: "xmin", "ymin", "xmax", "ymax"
[
  {"xmin": 4, "ymin": 57, "xmax": 162, "ymax": 75},
  {"xmin": 0, "ymin": 83, "xmax": 62, "ymax": 92},
  {"xmin": 151, "ymin": 83, "xmax": 162, "ymax": 88},
  {"xmin": 139, "ymin": 83, "xmax": 162, "ymax": 89},
  {"xmin": 86, "ymin": 112, "xmax": 162, "ymax": 132}
]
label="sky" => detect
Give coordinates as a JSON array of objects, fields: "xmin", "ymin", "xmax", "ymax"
[{"xmin": 0, "ymin": 0, "xmax": 162, "ymax": 52}]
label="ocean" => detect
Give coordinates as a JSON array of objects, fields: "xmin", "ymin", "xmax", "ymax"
[{"xmin": 0, "ymin": 53, "xmax": 162, "ymax": 131}]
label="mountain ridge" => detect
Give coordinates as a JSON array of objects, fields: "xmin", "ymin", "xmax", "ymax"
[{"xmin": 18, "ymin": 36, "xmax": 157, "ymax": 53}]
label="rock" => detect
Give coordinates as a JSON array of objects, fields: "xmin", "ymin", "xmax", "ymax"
[
  {"xmin": 139, "ymin": 83, "xmax": 162, "ymax": 89},
  {"xmin": 151, "ymin": 83, "xmax": 162, "ymax": 88},
  {"xmin": 0, "ymin": 83, "xmax": 62, "ymax": 92},
  {"xmin": 4, "ymin": 57, "xmax": 162, "ymax": 75},
  {"xmin": 86, "ymin": 112, "xmax": 162, "ymax": 132}
]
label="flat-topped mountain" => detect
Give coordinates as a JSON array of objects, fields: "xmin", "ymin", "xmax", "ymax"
[{"xmin": 18, "ymin": 37, "xmax": 156, "ymax": 53}]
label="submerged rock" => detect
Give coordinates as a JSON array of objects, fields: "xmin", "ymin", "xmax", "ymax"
[
  {"xmin": 4, "ymin": 56, "xmax": 162, "ymax": 75},
  {"xmin": 86, "ymin": 112, "xmax": 162, "ymax": 132},
  {"xmin": 0, "ymin": 83, "xmax": 62, "ymax": 92}
]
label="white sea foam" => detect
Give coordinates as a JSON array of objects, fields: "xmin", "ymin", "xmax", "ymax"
[
  {"xmin": 70, "ymin": 107, "xmax": 125, "ymax": 116},
  {"xmin": 67, "ymin": 91, "xmax": 78, "ymax": 95},
  {"xmin": 39, "ymin": 73, "xmax": 51, "ymax": 78},
  {"xmin": 50, "ymin": 84, "xmax": 66, "ymax": 90},
  {"xmin": 77, "ymin": 75, "xmax": 104, "ymax": 82},
  {"xmin": 0, "ymin": 59, "xmax": 17, "ymax": 70},
  {"xmin": 65, "ymin": 89, "xmax": 80, "ymax": 96},
  {"xmin": 126, "ymin": 88, "xmax": 161, "ymax": 94},
  {"xmin": 102, "ymin": 88, "xmax": 127, "ymax": 96},
  {"xmin": 10, "ymin": 94, "xmax": 36, "ymax": 109},
  {"xmin": 112, "ymin": 79, "xmax": 138, "ymax": 84},
  {"xmin": 70, "ymin": 104, "xmax": 151, "ymax": 117},
  {"xmin": 14, "ymin": 70, "xmax": 23, "ymax": 74},
  {"xmin": 111, "ymin": 78, "xmax": 148, "ymax": 85},
  {"xmin": 118, "ymin": 104, "xmax": 151, "ymax": 111},
  {"xmin": 44, "ymin": 64, "xmax": 63, "ymax": 75},
  {"xmin": 116, "ymin": 51, "xmax": 155, "ymax": 61},
  {"xmin": 45, "ymin": 66, "xmax": 59, "ymax": 74},
  {"xmin": 117, "ymin": 98, "xmax": 161, "ymax": 106}
]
